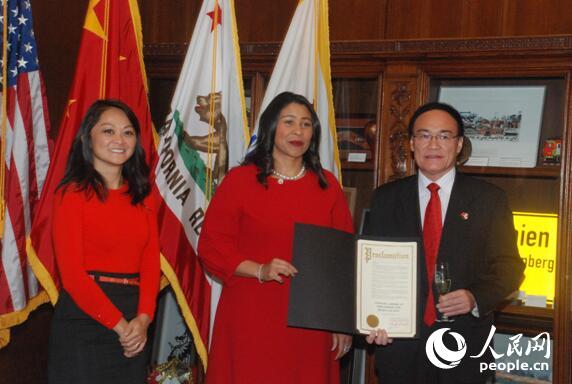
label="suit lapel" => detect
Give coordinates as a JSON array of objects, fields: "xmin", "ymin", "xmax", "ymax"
[
  {"xmin": 438, "ymin": 173, "xmax": 475, "ymax": 264},
  {"xmin": 399, "ymin": 175, "xmax": 427, "ymax": 309},
  {"xmin": 398, "ymin": 175, "xmax": 423, "ymax": 237}
]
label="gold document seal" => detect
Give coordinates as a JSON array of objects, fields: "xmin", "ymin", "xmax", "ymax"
[{"xmin": 367, "ymin": 314, "xmax": 379, "ymax": 328}]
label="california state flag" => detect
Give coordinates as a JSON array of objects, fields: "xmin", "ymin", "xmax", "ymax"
[
  {"xmin": 249, "ymin": 0, "xmax": 341, "ymax": 179},
  {"xmin": 154, "ymin": 0, "xmax": 249, "ymax": 369}
]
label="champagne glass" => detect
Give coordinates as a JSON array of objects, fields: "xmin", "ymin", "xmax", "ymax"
[{"xmin": 435, "ymin": 262, "xmax": 454, "ymax": 322}]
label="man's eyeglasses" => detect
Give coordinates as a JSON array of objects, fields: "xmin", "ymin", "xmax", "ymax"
[{"xmin": 412, "ymin": 132, "xmax": 459, "ymax": 142}]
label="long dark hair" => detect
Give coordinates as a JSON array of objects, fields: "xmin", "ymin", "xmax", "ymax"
[
  {"xmin": 243, "ymin": 92, "xmax": 328, "ymax": 189},
  {"xmin": 58, "ymin": 99, "xmax": 151, "ymax": 205}
]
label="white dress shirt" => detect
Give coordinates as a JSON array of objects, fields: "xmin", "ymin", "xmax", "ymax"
[
  {"xmin": 417, "ymin": 167, "xmax": 480, "ymax": 317},
  {"xmin": 418, "ymin": 167, "xmax": 456, "ymax": 227}
]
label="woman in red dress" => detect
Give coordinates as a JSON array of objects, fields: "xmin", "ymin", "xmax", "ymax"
[
  {"xmin": 48, "ymin": 100, "xmax": 160, "ymax": 384},
  {"xmin": 198, "ymin": 92, "xmax": 353, "ymax": 383}
]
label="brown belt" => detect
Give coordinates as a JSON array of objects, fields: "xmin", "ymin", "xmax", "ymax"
[{"xmin": 89, "ymin": 274, "xmax": 140, "ymax": 286}]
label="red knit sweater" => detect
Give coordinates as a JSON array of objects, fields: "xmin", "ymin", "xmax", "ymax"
[{"xmin": 52, "ymin": 185, "xmax": 160, "ymax": 329}]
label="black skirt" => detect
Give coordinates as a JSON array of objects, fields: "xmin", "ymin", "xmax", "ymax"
[{"xmin": 48, "ymin": 274, "xmax": 149, "ymax": 384}]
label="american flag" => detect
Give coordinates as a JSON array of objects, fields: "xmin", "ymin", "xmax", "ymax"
[{"xmin": 0, "ymin": 0, "xmax": 52, "ymax": 343}]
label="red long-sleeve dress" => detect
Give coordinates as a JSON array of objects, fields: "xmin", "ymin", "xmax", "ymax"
[{"xmin": 198, "ymin": 165, "xmax": 353, "ymax": 384}]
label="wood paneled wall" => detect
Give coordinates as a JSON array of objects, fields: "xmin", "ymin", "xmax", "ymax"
[
  {"xmin": 142, "ymin": 0, "xmax": 572, "ymax": 43},
  {"xmin": 31, "ymin": 0, "xmax": 572, "ymax": 130},
  {"xmin": 139, "ymin": 0, "xmax": 203, "ymax": 43},
  {"xmin": 339, "ymin": 0, "xmax": 572, "ymax": 38}
]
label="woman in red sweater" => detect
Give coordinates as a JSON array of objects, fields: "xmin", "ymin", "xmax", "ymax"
[{"xmin": 48, "ymin": 99, "xmax": 160, "ymax": 384}]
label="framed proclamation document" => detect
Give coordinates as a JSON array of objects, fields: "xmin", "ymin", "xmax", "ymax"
[
  {"xmin": 355, "ymin": 238, "xmax": 418, "ymax": 337},
  {"xmin": 288, "ymin": 223, "xmax": 420, "ymax": 339}
]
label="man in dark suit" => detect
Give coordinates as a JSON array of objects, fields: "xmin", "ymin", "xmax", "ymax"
[{"xmin": 365, "ymin": 102, "xmax": 525, "ymax": 384}]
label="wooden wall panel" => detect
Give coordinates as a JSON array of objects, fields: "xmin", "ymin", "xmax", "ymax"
[
  {"xmin": 140, "ymin": 0, "xmax": 299, "ymax": 44},
  {"xmin": 386, "ymin": 0, "xmax": 449, "ymax": 38},
  {"xmin": 30, "ymin": 0, "xmax": 572, "ymax": 131},
  {"xmin": 386, "ymin": 0, "xmax": 510, "ymax": 38},
  {"xmin": 140, "ymin": 0, "xmax": 201, "ymax": 43},
  {"xmin": 234, "ymin": 0, "xmax": 297, "ymax": 42},
  {"xmin": 138, "ymin": 0, "xmax": 572, "ymax": 47},
  {"xmin": 384, "ymin": 0, "xmax": 572, "ymax": 39},
  {"xmin": 378, "ymin": 64, "xmax": 418, "ymax": 184},
  {"xmin": 501, "ymin": 0, "xmax": 572, "ymax": 36},
  {"xmin": 141, "ymin": 0, "xmax": 387, "ymax": 43},
  {"xmin": 329, "ymin": 0, "xmax": 387, "ymax": 41},
  {"xmin": 460, "ymin": 0, "xmax": 505, "ymax": 37}
]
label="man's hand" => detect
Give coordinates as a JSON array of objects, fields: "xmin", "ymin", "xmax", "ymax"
[
  {"xmin": 437, "ymin": 289, "xmax": 476, "ymax": 317},
  {"xmin": 365, "ymin": 329, "xmax": 393, "ymax": 346}
]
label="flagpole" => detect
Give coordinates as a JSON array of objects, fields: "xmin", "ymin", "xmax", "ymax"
[
  {"xmin": 0, "ymin": 0, "xmax": 8, "ymax": 237},
  {"xmin": 100, "ymin": 0, "xmax": 110, "ymax": 98},
  {"xmin": 229, "ymin": 0, "xmax": 251, "ymax": 144},
  {"xmin": 313, "ymin": 0, "xmax": 319, "ymax": 111},
  {"xmin": 207, "ymin": 0, "xmax": 220, "ymax": 202},
  {"xmin": 317, "ymin": 0, "xmax": 343, "ymax": 182}
]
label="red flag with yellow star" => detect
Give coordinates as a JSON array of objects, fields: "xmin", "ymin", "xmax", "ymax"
[{"xmin": 28, "ymin": 0, "xmax": 156, "ymax": 304}]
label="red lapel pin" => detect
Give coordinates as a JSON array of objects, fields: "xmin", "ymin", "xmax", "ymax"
[{"xmin": 460, "ymin": 212, "xmax": 469, "ymax": 220}]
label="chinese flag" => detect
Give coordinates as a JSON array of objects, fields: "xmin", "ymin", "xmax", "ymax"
[{"xmin": 28, "ymin": 0, "xmax": 156, "ymax": 304}]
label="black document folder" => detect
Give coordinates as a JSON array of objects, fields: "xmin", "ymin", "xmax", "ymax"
[
  {"xmin": 288, "ymin": 223, "xmax": 356, "ymax": 334},
  {"xmin": 288, "ymin": 223, "xmax": 421, "ymax": 337}
]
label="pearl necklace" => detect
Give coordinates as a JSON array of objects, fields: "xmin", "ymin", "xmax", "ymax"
[{"xmin": 272, "ymin": 165, "xmax": 306, "ymax": 184}]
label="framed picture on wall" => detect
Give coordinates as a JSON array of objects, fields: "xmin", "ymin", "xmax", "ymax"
[{"xmin": 438, "ymin": 85, "xmax": 546, "ymax": 168}]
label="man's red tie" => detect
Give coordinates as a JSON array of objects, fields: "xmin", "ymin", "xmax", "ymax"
[{"xmin": 423, "ymin": 183, "xmax": 442, "ymax": 326}]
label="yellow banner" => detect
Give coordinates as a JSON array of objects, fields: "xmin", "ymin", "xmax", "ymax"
[{"xmin": 513, "ymin": 212, "xmax": 557, "ymax": 305}]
